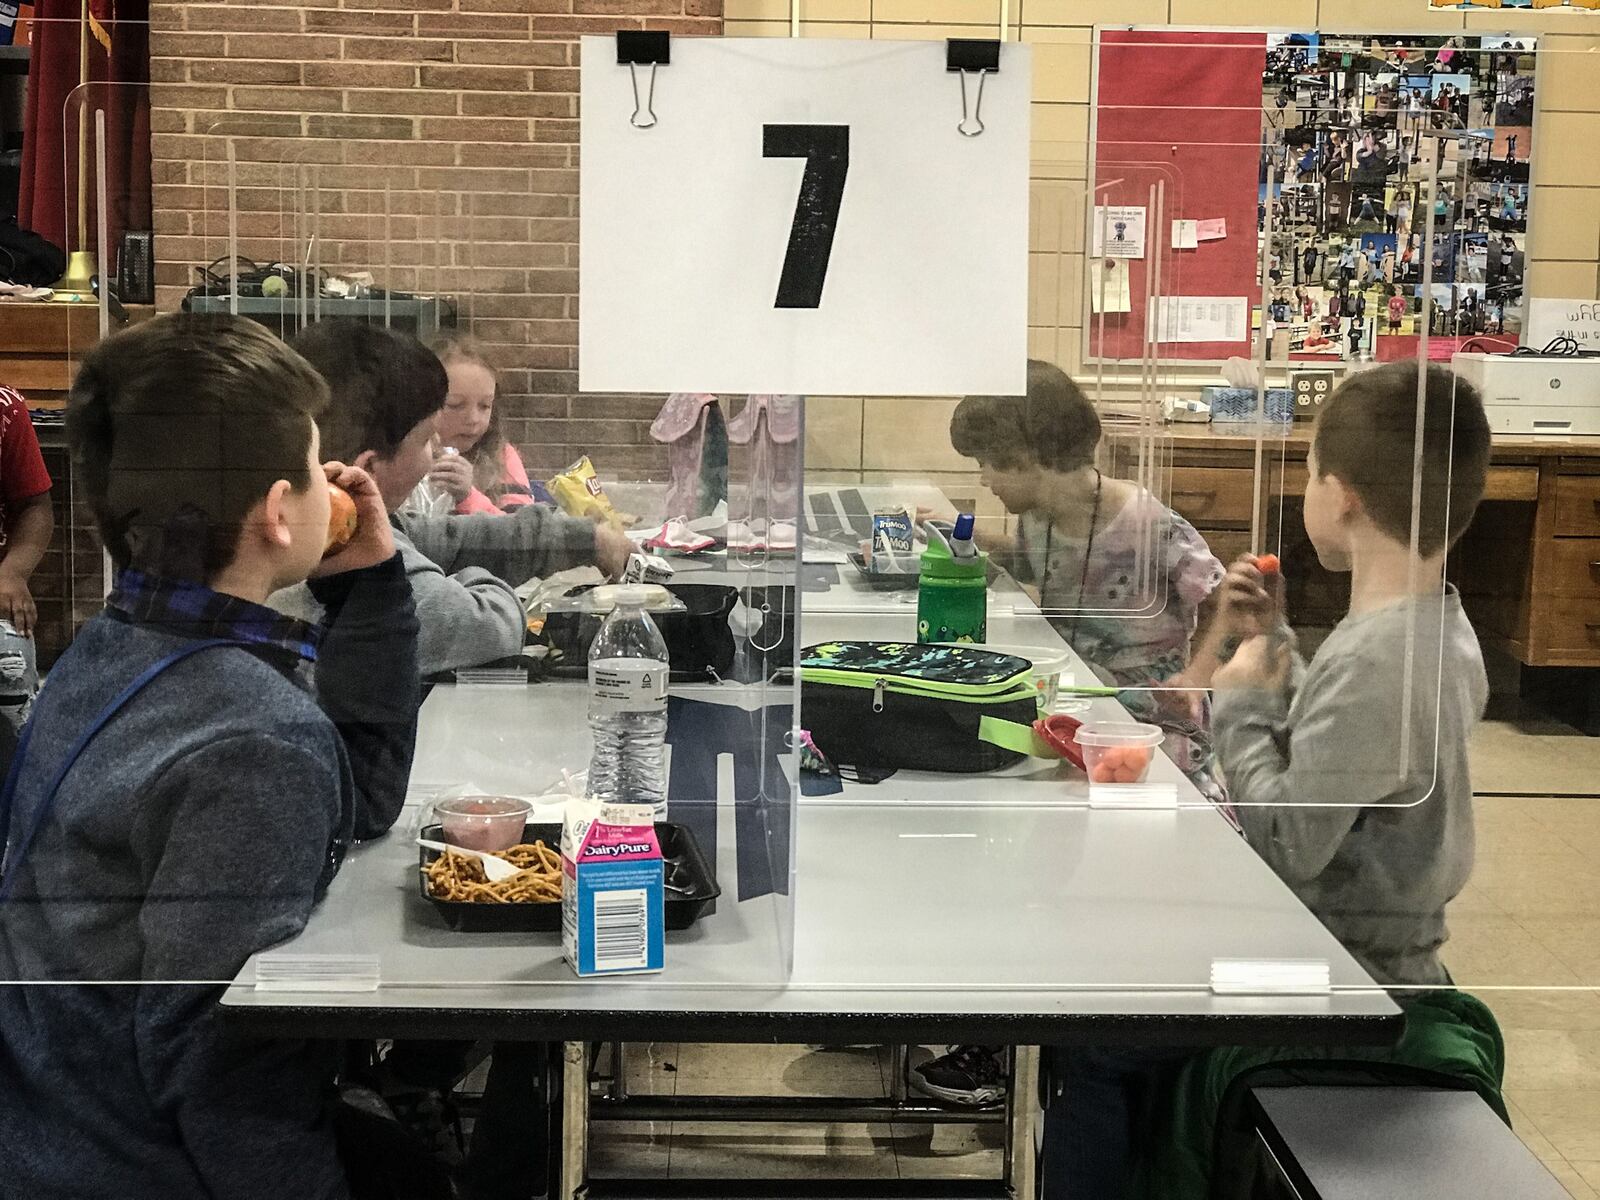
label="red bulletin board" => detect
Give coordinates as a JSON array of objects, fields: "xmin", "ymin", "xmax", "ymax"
[{"xmin": 1091, "ymin": 29, "xmax": 1268, "ymax": 361}]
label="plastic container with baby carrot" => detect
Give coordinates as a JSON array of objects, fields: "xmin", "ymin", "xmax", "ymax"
[{"xmin": 1073, "ymin": 722, "xmax": 1164, "ymax": 785}]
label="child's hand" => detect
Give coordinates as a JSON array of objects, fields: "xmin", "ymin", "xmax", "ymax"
[
  {"xmin": 1155, "ymin": 672, "xmax": 1207, "ymax": 724},
  {"xmin": 1213, "ymin": 635, "xmax": 1290, "ymax": 693},
  {"xmin": 312, "ymin": 463, "xmax": 396, "ymax": 578},
  {"xmin": 594, "ymin": 522, "xmax": 633, "ymax": 579},
  {"xmin": 427, "ymin": 452, "xmax": 474, "ymax": 504},
  {"xmin": 1217, "ymin": 555, "xmax": 1282, "ymax": 640},
  {"xmin": 0, "ymin": 568, "xmax": 37, "ymax": 638}
]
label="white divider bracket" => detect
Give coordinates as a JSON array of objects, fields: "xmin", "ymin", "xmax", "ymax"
[
  {"xmin": 255, "ymin": 954, "xmax": 381, "ymax": 993},
  {"xmin": 1210, "ymin": 958, "xmax": 1331, "ymax": 996},
  {"xmin": 1088, "ymin": 781, "xmax": 1179, "ymax": 809}
]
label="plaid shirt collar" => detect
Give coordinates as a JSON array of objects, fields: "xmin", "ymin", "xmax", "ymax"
[{"xmin": 106, "ymin": 569, "xmax": 322, "ymax": 663}]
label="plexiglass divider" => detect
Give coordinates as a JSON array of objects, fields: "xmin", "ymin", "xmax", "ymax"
[{"xmin": 14, "ymin": 27, "xmax": 1599, "ymax": 1014}]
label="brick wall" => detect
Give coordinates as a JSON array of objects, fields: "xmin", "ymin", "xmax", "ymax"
[
  {"xmin": 147, "ymin": 0, "xmax": 724, "ymax": 484},
  {"xmin": 20, "ymin": 441, "xmax": 105, "ymax": 669}
]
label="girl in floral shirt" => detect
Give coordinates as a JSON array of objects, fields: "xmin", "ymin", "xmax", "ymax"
[{"xmin": 950, "ymin": 361, "xmax": 1228, "ymax": 803}]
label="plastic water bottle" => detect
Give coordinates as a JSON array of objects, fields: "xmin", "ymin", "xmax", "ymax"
[{"xmin": 586, "ymin": 587, "xmax": 670, "ymax": 818}]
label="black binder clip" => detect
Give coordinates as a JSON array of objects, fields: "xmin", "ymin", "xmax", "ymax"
[
  {"xmin": 617, "ymin": 30, "xmax": 670, "ymax": 129},
  {"xmin": 946, "ymin": 39, "xmax": 1001, "ymax": 138}
]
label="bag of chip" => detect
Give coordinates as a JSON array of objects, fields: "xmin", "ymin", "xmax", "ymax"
[{"xmin": 547, "ymin": 455, "xmax": 622, "ymax": 524}]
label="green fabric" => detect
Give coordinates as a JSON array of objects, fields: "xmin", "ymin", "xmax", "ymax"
[
  {"xmin": 978, "ymin": 716, "xmax": 1059, "ymax": 759},
  {"xmin": 1139, "ymin": 989, "xmax": 1507, "ymax": 1199}
]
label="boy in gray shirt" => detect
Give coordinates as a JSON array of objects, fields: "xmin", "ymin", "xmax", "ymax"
[
  {"xmin": 1211, "ymin": 359, "xmax": 1491, "ymax": 987},
  {"xmin": 1044, "ymin": 361, "xmax": 1492, "ymax": 1199},
  {"xmin": 274, "ymin": 322, "xmax": 630, "ymax": 675}
]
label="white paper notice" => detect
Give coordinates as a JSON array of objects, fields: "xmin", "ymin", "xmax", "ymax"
[
  {"xmin": 1091, "ymin": 206, "xmax": 1147, "ymax": 259},
  {"xmin": 1155, "ymin": 297, "xmax": 1249, "ymax": 344},
  {"xmin": 1524, "ymin": 298, "xmax": 1600, "ymax": 350},
  {"xmin": 1090, "ymin": 260, "xmax": 1132, "ymax": 314},
  {"xmin": 1171, "ymin": 219, "xmax": 1198, "ymax": 250},
  {"xmin": 1195, "ymin": 218, "xmax": 1227, "ymax": 242},
  {"xmin": 579, "ymin": 38, "xmax": 1032, "ymax": 396}
]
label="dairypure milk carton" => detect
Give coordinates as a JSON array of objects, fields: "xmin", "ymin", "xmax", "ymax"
[{"xmin": 561, "ymin": 801, "xmax": 665, "ymax": 976}]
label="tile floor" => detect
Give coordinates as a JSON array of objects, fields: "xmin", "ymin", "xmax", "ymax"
[{"xmin": 586, "ymin": 708, "xmax": 1600, "ymax": 1194}]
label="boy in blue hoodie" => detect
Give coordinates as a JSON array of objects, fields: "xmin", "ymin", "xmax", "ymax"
[{"xmin": 0, "ymin": 313, "xmax": 420, "ymax": 1198}]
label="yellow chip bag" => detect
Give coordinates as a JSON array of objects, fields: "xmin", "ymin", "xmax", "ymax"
[{"xmin": 547, "ymin": 455, "xmax": 621, "ymax": 524}]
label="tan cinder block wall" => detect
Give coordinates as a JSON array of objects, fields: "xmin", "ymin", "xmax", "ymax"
[{"xmin": 745, "ymin": 1, "xmax": 1600, "ymax": 480}]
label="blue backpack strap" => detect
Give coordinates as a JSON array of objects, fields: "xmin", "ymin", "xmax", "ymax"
[
  {"xmin": 0, "ymin": 719, "xmax": 34, "ymax": 858},
  {"xmin": 0, "ymin": 638, "xmax": 247, "ymax": 902}
]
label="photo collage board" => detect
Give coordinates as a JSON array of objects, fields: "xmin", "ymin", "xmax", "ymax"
[{"xmin": 1259, "ymin": 33, "xmax": 1536, "ymax": 363}]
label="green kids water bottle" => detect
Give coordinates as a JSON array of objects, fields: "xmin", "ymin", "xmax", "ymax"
[{"xmin": 917, "ymin": 514, "xmax": 987, "ymax": 644}]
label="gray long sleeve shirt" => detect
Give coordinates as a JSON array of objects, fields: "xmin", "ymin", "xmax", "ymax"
[
  {"xmin": 274, "ymin": 503, "xmax": 600, "ymax": 677},
  {"xmin": 1212, "ymin": 588, "xmax": 1487, "ymax": 987}
]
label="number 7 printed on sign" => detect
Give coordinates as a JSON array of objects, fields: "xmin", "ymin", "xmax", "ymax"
[{"xmin": 763, "ymin": 124, "xmax": 850, "ymax": 309}]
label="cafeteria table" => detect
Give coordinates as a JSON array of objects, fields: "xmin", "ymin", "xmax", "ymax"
[{"xmin": 222, "ymin": 517, "xmax": 1401, "ymax": 1200}]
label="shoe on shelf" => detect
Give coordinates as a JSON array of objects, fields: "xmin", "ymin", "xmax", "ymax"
[
  {"xmin": 726, "ymin": 520, "xmax": 767, "ymax": 553},
  {"xmin": 768, "ymin": 521, "xmax": 797, "ymax": 552},
  {"xmin": 645, "ymin": 517, "xmax": 715, "ymax": 553},
  {"xmin": 910, "ymin": 1045, "xmax": 1007, "ymax": 1108}
]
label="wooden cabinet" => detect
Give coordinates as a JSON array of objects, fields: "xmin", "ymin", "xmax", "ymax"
[
  {"xmin": 1549, "ymin": 540, "xmax": 1600, "ymax": 599},
  {"xmin": 1554, "ymin": 475, "xmax": 1600, "ymax": 537},
  {"xmin": 0, "ymin": 302, "xmax": 157, "ymax": 409},
  {"xmin": 1544, "ymin": 597, "xmax": 1600, "ymax": 658},
  {"xmin": 1166, "ymin": 467, "xmax": 1257, "ymax": 526}
]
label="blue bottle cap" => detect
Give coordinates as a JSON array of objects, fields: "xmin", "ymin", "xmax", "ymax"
[{"xmin": 953, "ymin": 513, "xmax": 975, "ymax": 541}]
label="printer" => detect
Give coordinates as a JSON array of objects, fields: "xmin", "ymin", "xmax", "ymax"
[{"xmin": 1451, "ymin": 352, "xmax": 1600, "ymax": 436}]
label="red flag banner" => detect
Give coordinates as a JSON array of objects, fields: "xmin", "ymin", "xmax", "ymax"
[{"xmin": 18, "ymin": 0, "xmax": 148, "ymax": 260}]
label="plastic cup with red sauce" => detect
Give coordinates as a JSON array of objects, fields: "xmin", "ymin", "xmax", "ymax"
[{"xmin": 434, "ymin": 796, "xmax": 533, "ymax": 853}]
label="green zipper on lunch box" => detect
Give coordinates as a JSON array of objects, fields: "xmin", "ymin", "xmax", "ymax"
[{"xmin": 800, "ymin": 666, "xmax": 1040, "ymax": 709}]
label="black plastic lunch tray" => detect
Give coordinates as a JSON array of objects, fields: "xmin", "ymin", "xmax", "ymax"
[
  {"xmin": 847, "ymin": 550, "xmax": 920, "ymax": 590},
  {"xmin": 540, "ymin": 583, "xmax": 739, "ymax": 683},
  {"xmin": 417, "ymin": 821, "xmax": 720, "ymax": 934}
]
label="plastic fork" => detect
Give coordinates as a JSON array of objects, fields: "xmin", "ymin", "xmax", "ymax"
[{"xmin": 416, "ymin": 838, "xmax": 522, "ymax": 883}]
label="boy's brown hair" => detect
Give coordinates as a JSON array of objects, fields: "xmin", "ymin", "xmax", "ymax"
[
  {"xmin": 951, "ymin": 359, "xmax": 1101, "ymax": 472},
  {"xmin": 290, "ymin": 320, "xmax": 448, "ymax": 465},
  {"xmin": 68, "ymin": 313, "xmax": 328, "ymax": 582},
  {"xmin": 1314, "ymin": 360, "xmax": 1490, "ymax": 557}
]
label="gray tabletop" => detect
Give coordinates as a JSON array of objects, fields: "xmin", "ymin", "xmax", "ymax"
[{"xmin": 220, "ymin": 485, "xmax": 1400, "ymax": 1042}]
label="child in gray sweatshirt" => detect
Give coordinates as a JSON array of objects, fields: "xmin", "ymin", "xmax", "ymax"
[
  {"xmin": 274, "ymin": 321, "xmax": 630, "ymax": 676},
  {"xmin": 1044, "ymin": 361, "xmax": 1493, "ymax": 1199},
  {"xmin": 1211, "ymin": 359, "xmax": 1491, "ymax": 987}
]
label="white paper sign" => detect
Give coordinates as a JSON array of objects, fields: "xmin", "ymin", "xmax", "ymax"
[
  {"xmin": 1091, "ymin": 206, "xmax": 1146, "ymax": 259},
  {"xmin": 1154, "ymin": 296, "xmax": 1249, "ymax": 344},
  {"xmin": 1090, "ymin": 259, "xmax": 1131, "ymax": 314},
  {"xmin": 579, "ymin": 38, "xmax": 1031, "ymax": 396},
  {"xmin": 1171, "ymin": 219, "xmax": 1198, "ymax": 250},
  {"xmin": 1524, "ymin": 298, "xmax": 1600, "ymax": 350}
]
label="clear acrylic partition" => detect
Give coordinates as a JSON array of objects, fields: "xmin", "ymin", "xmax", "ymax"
[
  {"xmin": 798, "ymin": 31, "xmax": 1600, "ymax": 1018},
  {"xmin": 10, "ymin": 28, "xmax": 1597, "ymax": 1025},
  {"xmin": 28, "ymin": 103, "xmax": 800, "ymax": 990}
]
